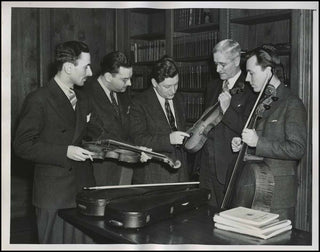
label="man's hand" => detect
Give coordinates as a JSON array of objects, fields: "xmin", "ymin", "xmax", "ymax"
[
  {"xmin": 242, "ymin": 128, "xmax": 259, "ymax": 147},
  {"xmin": 231, "ymin": 137, "xmax": 242, "ymax": 152},
  {"xmin": 218, "ymin": 91, "xmax": 232, "ymax": 114},
  {"xmin": 170, "ymin": 131, "xmax": 190, "ymax": 145},
  {"xmin": 67, "ymin": 145, "xmax": 95, "ymax": 161},
  {"xmin": 138, "ymin": 146, "xmax": 152, "ymax": 163}
]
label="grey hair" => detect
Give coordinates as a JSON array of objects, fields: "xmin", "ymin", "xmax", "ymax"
[{"xmin": 213, "ymin": 39, "xmax": 241, "ymax": 59}]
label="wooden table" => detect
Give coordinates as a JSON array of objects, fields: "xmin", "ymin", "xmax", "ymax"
[{"xmin": 58, "ymin": 205, "xmax": 312, "ymax": 245}]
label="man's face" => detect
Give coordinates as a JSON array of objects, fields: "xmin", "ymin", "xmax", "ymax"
[
  {"xmin": 108, "ymin": 66, "xmax": 133, "ymax": 93},
  {"xmin": 153, "ymin": 74, "xmax": 179, "ymax": 100},
  {"xmin": 213, "ymin": 51, "xmax": 239, "ymax": 80},
  {"xmin": 245, "ymin": 55, "xmax": 270, "ymax": 92},
  {"xmin": 70, "ymin": 52, "xmax": 92, "ymax": 87}
]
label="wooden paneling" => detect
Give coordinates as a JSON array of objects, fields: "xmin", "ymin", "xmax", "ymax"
[
  {"xmin": 11, "ymin": 8, "xmax": 40, "ymax": 134},
  {"xmin": 50, "ymin": 9, "xmax": 114, "ymax": 76}
]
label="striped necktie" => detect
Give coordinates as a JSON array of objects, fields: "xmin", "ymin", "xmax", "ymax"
[
  {"xmin": 110, "ymin": 91, "xmax": 120, "ymax": 117},
  {"xmin": 69, "ymin": 88, "xmax": 77, "ymax": 110},
  {"xmin": 222, "ymin": 80, "xmax": 229, "ymax": 92},
  {"xmin": 165, "ymin": 99, "xmax": 177, "ymax": 132}
]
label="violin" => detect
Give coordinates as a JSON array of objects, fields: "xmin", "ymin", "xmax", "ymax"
[
  {"xmin": 82, "ymin": 139, "xmax": 181, "ymax": 169},
  {"xmin": 184, "ymin": 83, "xmax": 245, "ymax": 153},
  {"xmin": 221, "ymin": 75, "xmax": 278, "ymax": 212}
]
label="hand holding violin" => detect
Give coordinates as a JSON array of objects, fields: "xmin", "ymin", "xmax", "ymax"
[
  {"xmin": 242, "ymin": 128, "xmax": 259, "ymax": 147},
  {"xmin": 170, "ymin": 131, "xmax": 190, "ymax": 145},
  {"xmin": 137, "ymin": 146, "xmax": 153, "ymax": 163}
]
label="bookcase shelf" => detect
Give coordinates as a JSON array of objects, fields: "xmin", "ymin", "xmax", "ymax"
[
  {"xmin": 175, "ymin": 23, "xmax": 219, "ymax": 33},
  {"xmin": 230, "ymin": 10, "xmax": 291, "ymax": 25},
  {"xmin": 175, "ymin": 56, "xmax": 211, "ymax": 62}
]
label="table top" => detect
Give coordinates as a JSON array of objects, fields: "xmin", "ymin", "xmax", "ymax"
[{"xmin": 58, "ymin": 205, "xmax": 312, "ymax": 245}]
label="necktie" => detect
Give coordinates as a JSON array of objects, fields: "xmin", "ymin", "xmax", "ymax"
[
  {"xmin": 165, "ymin": 99, "xmax": 177, "ymax": 131},
  {"xmin": 110, "ymin": 91, "xmax": 120, "ymax": 117},
  {"xmin": 222, "ymin": 80, "xmax": 229, "ymax": 92},
  {"xmin": 69, "ymin": 88, "xmax": 77, "ymax": 110}
]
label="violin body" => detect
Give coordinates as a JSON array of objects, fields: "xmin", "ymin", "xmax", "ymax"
[
  {"xmin": 184, "ymin": 84, "xmax": 244, "ymax": 153},
  {"xmin": 82, "ymin": 139, "xmax": 181, "ymax": 169},
  {"xmin": 184, "ymin": 103, "xmax": 222, "ymax": 153}
]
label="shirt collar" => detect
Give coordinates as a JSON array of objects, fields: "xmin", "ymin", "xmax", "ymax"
[
  {"xmin": 226, "ymin": 70, "xmax": 241, "ymax": 89},
  {"xmin": 54, "ymin": 75, "xmax": 73, "ymax": 98}
]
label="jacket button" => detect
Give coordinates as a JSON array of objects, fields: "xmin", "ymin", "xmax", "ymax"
[{"xmin": 69, "ymin": 168, "xmax": 72, "ymax": 171}]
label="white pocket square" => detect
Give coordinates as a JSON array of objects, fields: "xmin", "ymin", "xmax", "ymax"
[
  {"xmin": 271, "ymin": 119, "xmax": 278, "ymax": 122},
  {"xmin": 86, "ymin": 113, "xmax": 91, "ymax": 122}
]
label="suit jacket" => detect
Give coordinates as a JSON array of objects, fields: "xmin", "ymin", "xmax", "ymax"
[
  {"xmin": 129, "ymin": 87, "xmax": 190, "ymax": 184},
  {"xmin": 84, "ymin": 78, "xmax": 132, "ymax": 141},
  {"xmin": 13, "ymin": 79, "xmax": 95, "ymax": 209},
  {"xmin": 83, "ymin": 78, "xmax": 134, "ymax": 185},
  {"xmin": 199, "ymin": 72, "xmax": 257, "ymax": 185}
]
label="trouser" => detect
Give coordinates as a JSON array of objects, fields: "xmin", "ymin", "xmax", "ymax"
[{"xmin": 35, "ymin": 207, "xmax": 95, "ymax": 244}]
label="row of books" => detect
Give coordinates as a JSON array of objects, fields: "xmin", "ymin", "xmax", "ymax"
[
  {"xmin": 213, "ymin": 206, "xmax": 292, "ymax": 240},
  {"xmin": 174, "ymin": 8, "xmax": 219, "ymax": 31},
  {"xmin": 173, "ymin": 31, "xmax": 219, "ymax": 59},
  {"xmin": 131, "ymin": 66, "xmax": 152, "ymax": 90},
  {"xmin": 130, "ymin": 40, "xmax": 166, "ymax": 63},
  {"xmin": 182, "ymin": 94, "xmax": 204, "ymax": 122},
  {"xmin": 177, "ymin": 64, "xmax": 210, "ymax": 90}
]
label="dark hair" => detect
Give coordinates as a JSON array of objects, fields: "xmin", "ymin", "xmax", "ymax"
[
  {"xmin": 55, "ymin": 41, "xmax": 90, "ymax": 71},
  {"xmin": 245, "ymin": 44, "xmax": 281, "ymax": 71},
  {"xmin": 151, "ymin": 55, "xmax": 179, "ymax": 83},
  {"xmin": 100, "ymin": 51, "xmax": 131, "ymax": 75}
]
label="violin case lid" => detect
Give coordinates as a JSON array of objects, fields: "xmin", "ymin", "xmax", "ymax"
[{"xmin": 76, "ymin": 182, "xmax": 211, "ymax": 228}]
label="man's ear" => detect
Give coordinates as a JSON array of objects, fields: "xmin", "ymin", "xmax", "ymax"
[
  {"xmin": 63, "ymin": 62, "xmax": 73, "ymax": 74},
  {"xmin": 234, "ymin": 56, "xmax": 241, "ymax": 67},
  {"xmin": 151, "ymin": 78, "xmax": 158, "ymax": 88},
  {"xmin": 104, "ymin": 72, "xmax": 113, "ymax": 82}
]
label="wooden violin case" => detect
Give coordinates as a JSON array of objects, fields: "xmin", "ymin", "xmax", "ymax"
[{"xmin": 76, "ymin": 182, "xmax": 211, "ymax": 228}]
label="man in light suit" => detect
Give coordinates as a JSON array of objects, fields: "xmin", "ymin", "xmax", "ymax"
[
  {"xmin": 197, "ymin": 39, "xmax": 257, "ymax": 207},
  {"xmin": 231, "ymin": 45, "xmax": 307, "ymax": 221},
  {"xmin": 129, "ymin": 56, "xmax": 190, "ymax": 183},
  {"xmin": 14, "ymin": 41, "xmax": 98, "ymax": 243},
  {"xmin": 84, "ymin": 51, "xmax": 135, "ymax": 185}
]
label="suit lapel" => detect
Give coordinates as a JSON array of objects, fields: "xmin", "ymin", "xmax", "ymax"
[
  {"xmin": 72, "ymin": 90, "xmax": 87, "ymax": 143},
  {"xmin": 147, "ymin": 88, "xmax": 172, "ymax": 131},
  {"xmin": 47, "ymin": 80, "xmax": 76, "ymax": 127}
]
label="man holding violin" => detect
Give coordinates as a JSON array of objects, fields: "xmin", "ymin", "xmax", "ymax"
[
  {"xmin": 231, "ymin": 45, "xmax": 307, "ymax": 221},
  {"xmin": 129, "ymin": 56, "xmax": 190, "ymax": 184},
  {"xmin": 84, "ymin": 51, "xmax": 138, "ymax": 186},
  {"xmin": 197, "ymin": 39, "xmax": 256, "ymax": 208}
]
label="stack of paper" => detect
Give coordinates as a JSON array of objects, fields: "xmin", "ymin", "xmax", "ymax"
[{"xmin": 213, "ymin": 207, "xmax": 292, "ymax": 240}]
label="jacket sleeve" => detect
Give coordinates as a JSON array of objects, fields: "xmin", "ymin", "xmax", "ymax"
[
  {"xmin": 256, "ymin": 98, "xmax": 307, "ymax": 160},
  {"xmin": 13, "ymin": 93, "xmax": 68, "ymax": 167}
]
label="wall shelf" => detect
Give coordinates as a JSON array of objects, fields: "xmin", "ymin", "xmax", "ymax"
[{"xmin": 230, "ymin": 10, "xmax": 291, "ymax": 25}]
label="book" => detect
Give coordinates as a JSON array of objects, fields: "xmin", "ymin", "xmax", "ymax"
[
  {"xmin": 219, "ymin": 206, "xmax": 279, "ymax": 227},
  {"xmin": 213, "ymin": 214, "xmax": 291, "ymax": 234},
  {"xmin": 214, "ymin": 222, "xmax": 292, "ymax": 240},
  {"xmin": 213, "ymin": 227, "xmax": 292, "ymax": 245}
]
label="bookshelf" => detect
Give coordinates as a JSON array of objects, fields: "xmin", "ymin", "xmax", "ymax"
[
  {"xmin": 171, "ymin": 8, "xmax": 220, "ymax": 125},
  {"xmin": 126, "ymin": 9, "xmax": 167, "ymax": 92}
]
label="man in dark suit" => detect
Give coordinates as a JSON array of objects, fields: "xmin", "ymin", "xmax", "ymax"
[
  {"xmin": 84, "ymin": 51, "xmax": 135, "ymax": 185},
  {"xmin": 197, "ymin": 39, "xmax": 257, "ymax": 207},
  {"xmin": 231, "ymin": 45, "xmax": 307, "ymax": 221},
  {"xmin": 129, "ymin": 56, "xmax": 190, "ymax": 183},
  {"xmin": 13, "ymin": 41, "xmax": 98, "ymax": 243}
]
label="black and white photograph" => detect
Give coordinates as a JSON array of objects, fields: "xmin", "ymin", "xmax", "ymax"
[{"xmin": 1, "ymin": 1, "xmax": 319, "ymax": 250}]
